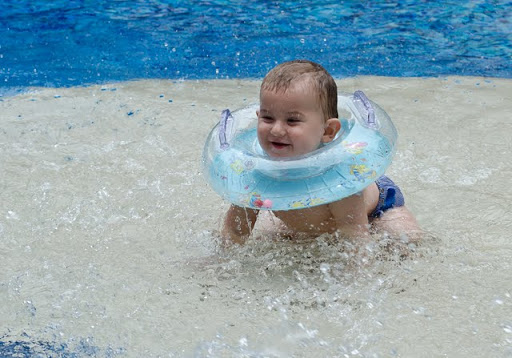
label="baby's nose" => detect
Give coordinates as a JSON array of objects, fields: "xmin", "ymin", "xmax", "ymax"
[{"xmin": 270, "ymin": 121, "xmax": 286, "ymax": 136}]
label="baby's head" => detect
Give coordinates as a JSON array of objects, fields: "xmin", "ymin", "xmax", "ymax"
[
  {"xmin": 260, "ymin": 60, "xmax": 338, "ymax": 120},
  {"xmin": 257, "ymin": 60, "xmax": 341, "ymax": 157}
]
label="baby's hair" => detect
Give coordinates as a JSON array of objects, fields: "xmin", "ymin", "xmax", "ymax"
[{"xmin": 260, "ymin": 60, "xmax": 338, "ymax": 119}]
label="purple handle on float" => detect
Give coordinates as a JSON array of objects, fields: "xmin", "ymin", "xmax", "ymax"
[
  {"xmin": 353, "ymin": 90, "xmax": 376, "ymax": 127},
  {"xmin": 219, "ymin": 109, "xmax": 232, "ymax": 149}
]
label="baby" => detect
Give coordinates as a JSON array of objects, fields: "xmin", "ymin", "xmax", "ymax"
[{"xmin": 221, "ymin": 60, "xmax": 420, "ymax": 244}]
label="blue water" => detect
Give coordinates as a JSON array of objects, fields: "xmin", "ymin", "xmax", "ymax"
[
  {"xmin": 1, "ymin": 0, "xmax": 511, "ymax": 91},
  {"xmin": 0, "ymin": 333, "xmax": 123, "ymax": 357}
]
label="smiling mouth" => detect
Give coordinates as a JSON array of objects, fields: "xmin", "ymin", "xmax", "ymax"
[{"xmin": 270, "ymin": 142, "xmax": 290, "ymax": 149}]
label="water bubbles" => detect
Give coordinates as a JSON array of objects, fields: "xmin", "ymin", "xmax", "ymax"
[
  {"xmin": 319, "ymin": 262, "xmax": 330, "ymax": 274},
  {"xmin": 418, "ymin": 167, "xmax": 441, "ymax": 183},
  {"xmin": 320, "ymin": 262, "xmax": 332, "ymax": 283},
  {"xmin": 238, "ymin": 336, "xmax": 248, "ymax": 347},
  {"xmin": 412, "ymin": 306, "xmax": 426, "ymax": 315},
  {"xmin": 6, "ymin": 210, "xmax": 19, "ymax": 220},
  {"xmin": 293, "ymin": 270, "xmax": 309, "ymax": 289},
  {"xmin": 24, "ymin": 300, "xmax": 36, "ymax": 317},
  {"xmin": 264, "ymin": 296, "xmax": 288, "ymax": 319},
  {"xmin": 456, "ymin": 168, "xmax": 494, "ymax": 186}
]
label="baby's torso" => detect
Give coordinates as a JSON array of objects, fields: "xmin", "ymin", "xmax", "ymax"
[
  {"xmin": 271, "ymin": 184, "xmax": 379, "ymax": 236},
  {"xmin": 273, "ymin": 204, "xmax": 338, "ymax": 235}
]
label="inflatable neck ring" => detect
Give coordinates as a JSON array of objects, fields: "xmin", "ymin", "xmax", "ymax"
[{"xmin": 202, "ymin": 91, "xmax": 397, "ymax": 211}]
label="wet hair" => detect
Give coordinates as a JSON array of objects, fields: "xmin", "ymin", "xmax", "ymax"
[{"xmin": 260, "ymin": 60, "xmax": 338, "ymax": 119}]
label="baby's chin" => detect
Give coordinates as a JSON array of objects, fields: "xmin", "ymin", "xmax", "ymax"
[
  {"xmin": 265, "ymin": 148, "xmax": 311, "ymax": 158},
  {"xmin": 263, "ymin": 145, "xmax": 324, "ymax": 158},
  {"xmin": 265, "ymin": 145, "xmax": 294, "ymax": 158},
  {"xmin": 264, "ymin": 144, "xmax": 323, "ymax": 158}
]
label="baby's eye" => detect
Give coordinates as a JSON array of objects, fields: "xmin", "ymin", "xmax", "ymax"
[
  {"xmin": 260, "ymin": 116, "xmax": 274, "ymax": 123},
  {"xmin": 287, "ymin": 118, "xmax": 300, "ymax": 124}
]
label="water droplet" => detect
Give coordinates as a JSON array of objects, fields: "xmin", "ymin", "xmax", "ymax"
[{"xmin": 319, "ymin": 263, "xmax": 330, "ymax": 273}]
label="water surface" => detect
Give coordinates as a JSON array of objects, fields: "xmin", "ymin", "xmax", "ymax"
[{"xmin": 1, "ymin": 77, "xmax": 511, "ymax": 356}]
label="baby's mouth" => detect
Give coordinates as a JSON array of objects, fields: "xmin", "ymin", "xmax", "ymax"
[{"xmin": 270, "ymin": 141, "xmax": 290, "ymax": 149}]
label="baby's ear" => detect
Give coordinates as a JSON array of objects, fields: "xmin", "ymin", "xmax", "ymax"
[{"xmin": 322, "ymin": 118, "xmax": 341, "ymax": 143}]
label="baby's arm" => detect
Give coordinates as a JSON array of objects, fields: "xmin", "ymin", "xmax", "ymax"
[
  {"xmin": 328, "ymin": 193, "xmax": 370, "ymax": 239},
  {"xmin": 221, "ymin": 204, "xmax": 258, "ymax": 245}
]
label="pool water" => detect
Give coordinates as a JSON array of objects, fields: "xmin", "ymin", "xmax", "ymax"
[
  {"xmin": 1, "ymin": 76, "xmax": 511, "ymax": 357},
  {"xmin": 1, "ymin": 1, "xmax": 511, "ymax": 357},
  {"xmin": 1, "ymin": 0, "xmax": 511, "ymax": 90}
]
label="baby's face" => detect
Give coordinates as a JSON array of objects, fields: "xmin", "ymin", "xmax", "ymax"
[{"xmin": 257, "ymin": 85, "xmax": 327, "ymax": 158}]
